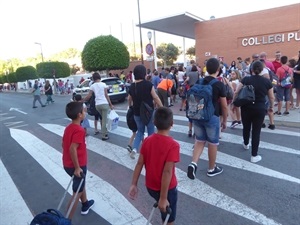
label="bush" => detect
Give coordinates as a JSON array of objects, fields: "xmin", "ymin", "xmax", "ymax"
[
  {"xmin": 7, "ymin": 72, "xmax": 17, "ymax": 83},
  {"xmin": 15, "ymin": 66, "xmax": 38, "ymax": 82},
  {"xmin": 36, "ymin": 61, "xmax": 70, "ymax": 78},
  {"xmin": 82, "ymin": 35, "xmax": 130, "ymax": 71}
]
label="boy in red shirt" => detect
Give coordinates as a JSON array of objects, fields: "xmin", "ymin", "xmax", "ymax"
[
  {"xmin": 62, "ymin": 101, "xmax": 94, "ymax": 219},
  {"xmin": 128, "ymin": 107, "xmax": 180, "ymax": 225}
]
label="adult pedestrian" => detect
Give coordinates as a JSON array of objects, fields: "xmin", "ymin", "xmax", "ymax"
[
  {"xmin": 127, "ymin": 65, "xmax": 163, "ymax": 159},
  {"xmin": 32, "ymin": 80, "xmax": 46, "ymax": 108},
  {"xmin": 157, "ymin": 68, "xmax": 174, "ymax": 107},
  {"xmin": 274, "ymin": 56, "xmax": 293, "ymax": 116},
  {"xmin": 44, "ymin": 80, "xmax": 54, "ymax": 104},
  {"xmin": 292, "ymin": 51, "xmax": 300, "ymax": 109},
  {"xmin": 234, "ymin": 60, "xmax": 274, "ymax": 163},
  {"xmin": 83, "ymin": 72, "xmax": 114, "ymax": 141}
]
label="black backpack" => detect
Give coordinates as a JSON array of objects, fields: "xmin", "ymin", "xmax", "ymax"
[
  {"xmin": 126, "ymin": 106, "xmax": 137, "ymax": 131},
  {"xmin": 86, "ymin": 92, "xmax": 98, "ymax": 116}
]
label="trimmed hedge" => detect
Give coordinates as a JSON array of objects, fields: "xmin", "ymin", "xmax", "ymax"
[
  {"xmin": 15, "ymin": 66, "xmax": 38, "ymax": 82},
  {"xmin": 36, "ymin": 61, "xmax": 70, "ymax": 78},
  {"xmin": 82, "ymin": 35, "xmax": 129, "ymax": 71},
  {"xmin": 7, "ymin": 72, "xmax": 17, "ymax": 83}
]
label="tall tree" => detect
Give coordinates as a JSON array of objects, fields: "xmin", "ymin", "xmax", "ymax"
[
  {"xmin": 156, "ymin": 43, "xmax": 180, "ymax": 66},
  {"xmin": 82, "ymin": 35, "xmax": 130, "ymax": 73},
  {"xmin": 186, "ymin": 46, "xmax": 196, "ymax": 59}
]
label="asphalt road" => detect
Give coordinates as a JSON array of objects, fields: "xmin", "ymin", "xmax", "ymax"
[{"xmin": 0, "ymin": 92, "xmax": 299, "ymax": 225}]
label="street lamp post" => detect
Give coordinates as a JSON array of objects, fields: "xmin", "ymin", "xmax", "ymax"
[
  {"xmin": 34, "ymin": 42, "xmax": 44, "ymax": 62},
  {"xmin": 137, "ymin": 0, "xmax": 144, "ymax": 65},
  {"xmin": 147, "ymin": 31, "xmax": 153, "ymax": 74}
]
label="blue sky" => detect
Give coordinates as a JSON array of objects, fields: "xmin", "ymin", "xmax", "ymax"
[{"xmin": 1, "ymin": 0, "xmax": 299, "ymax": 60}]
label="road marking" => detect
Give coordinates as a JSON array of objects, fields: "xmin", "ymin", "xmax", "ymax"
[
  {"xmin": 0, "ymin": 159, "xmax": 33, "ymax": 225},
  {"xmin": 9, "ymin": 128, "xmax": 148, "ymax": 225},
  {"xmin": 0, "ymin": 116, "xmax": 15, "ymax": 122},
  {"xmin": 117, "ymin": 116, "xmax": 300, "ymax": 156},
  {"xmin": 9, "ymin": 107, "xmax": 27, "ymax": 114},
  {"xmin": 114, "ymin": 110, "xmax": 300, "ymax": 137},
  {"xmin": 40, "ymin": 123, "xmax": 282, "ymax": 225},
  {"xmin": 4, "ymin": 121, "xmax": 24, "ymax": 127}
]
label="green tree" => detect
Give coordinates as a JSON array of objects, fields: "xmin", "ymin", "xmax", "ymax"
[
  {"xmin": 82, "ymin": 35, "xmax": 130, "ymax": 72},
  {"xmin": 186, "ymin": 45, "xmax": 196, "ymax": 59},
  {"xmin": 36, "ymin": 62, "xmax": 70, "ymax": 78},
  {"xmin": 15, "ymin": 66, "xmax": 38, "ymax": 82},
  {"xmin": 156, "ymin": 43, "xmax": 180, "ymax": 66},
  {"xmin": 7, "ymin": 72, "xmax": 17, "ymax": 83},
  {"xmin": 0, "ymin": 74, "xmax": 8, "ymax": 84}
]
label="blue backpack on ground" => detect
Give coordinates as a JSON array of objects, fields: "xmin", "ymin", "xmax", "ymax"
[
  {"xmin": 30, "ymin": 209, "xmax": 71, "ymax": 225},
  {"xmin": 186, "ymin": 78, "xmax": 218, "ymax": 121}
]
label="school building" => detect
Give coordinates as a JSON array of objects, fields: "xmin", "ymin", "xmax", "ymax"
[{"xmin": 140, "ymin": 3, "xmax": 300, "ymax": 65}]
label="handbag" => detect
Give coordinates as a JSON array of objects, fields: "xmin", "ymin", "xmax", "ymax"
[
  {"xmin": 223, "ymin": 78, "xmax": 234, "ymax": 100},
  {"xmin": 233, "ymin": 85, "xmax": 255, "ymax": 107}
]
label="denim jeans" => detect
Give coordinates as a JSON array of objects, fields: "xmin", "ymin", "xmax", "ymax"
[{"xmin": 133, "ymin": 113, "xmax": 155, "ymax": 151}]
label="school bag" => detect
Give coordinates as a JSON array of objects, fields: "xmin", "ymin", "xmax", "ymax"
[
  {"xmin": 186, "ymin": 78, "xmax": 218, "ymax": 121},
  {"xmin": 280, "ymin": 67, "xmax": 292, "ymax": 88},
  {"xmin": 86, "ymin": 92, "xmax": 98, "ymax": 116}
]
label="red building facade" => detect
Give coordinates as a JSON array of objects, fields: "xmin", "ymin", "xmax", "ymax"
[{"xmin": 195, "ymin": 3, "xmax": 300, "ymax": 63}]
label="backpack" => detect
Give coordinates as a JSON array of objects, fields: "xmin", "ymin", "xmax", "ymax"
[
  {"xmin": 86, "ymin": 93, "xmax": 98, "ymax": 116},
  {"xmin": 186, "ymin": 78, "xmax": 218, "ymax": 121},
  {"xmin": 266, "ymin": 68, "xmax": 279, "ymax": 92},
  {"xmin": 280, "ymin": 67, "xmax": 292, "ymax": 88},
  {"xmin": 30, "ymin": 209, "xmax": 71, "ymax": 225},
  {"xmin": 126, "ymin": 106, "xmax": 137, "ymax": 131}
]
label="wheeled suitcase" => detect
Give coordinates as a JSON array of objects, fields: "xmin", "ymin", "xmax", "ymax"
[
  {"xmin": 30, "ymin": 174, "xmax": 85, "ymax": 225},
  {"xmin": 146, "ymin": 202, "xmax": 172, "ymax": 225}
]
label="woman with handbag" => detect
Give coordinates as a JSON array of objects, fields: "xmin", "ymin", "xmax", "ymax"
[
  {"xmin": 233, "ymin": 61, "xmax": 275, "ymax": 163},
  {"xmin": 128, "ymin": 65, "xmax": 163, "ymax": 159}
]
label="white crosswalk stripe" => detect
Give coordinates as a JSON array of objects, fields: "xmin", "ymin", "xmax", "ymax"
[{"xmin": 2, "ymin": 113, "xmax": 299, "ymax": 225}]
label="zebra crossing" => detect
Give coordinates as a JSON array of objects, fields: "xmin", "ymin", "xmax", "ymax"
[{"xmin": 1, "ymin": 110, "xmax": 299, "ymax": 225}]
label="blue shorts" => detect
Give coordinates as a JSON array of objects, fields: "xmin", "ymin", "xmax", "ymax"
[
  {"xmin": 147, "ymin": 187, "xmax": 177, "ymax": 223},
  {"xmin": 193, "ymin": 115, "xmax": 220, "ymax": 144},
  {"xmin": 64, "ymin": 166, "xmax": 87, "ymax": 193},
  {"xmin": 276, "ymin": 86, "xmax": 290, "ymax": 102}
]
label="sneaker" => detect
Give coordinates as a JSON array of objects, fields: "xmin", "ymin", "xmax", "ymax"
[
  {"xmin": 42, "ymin": 105, "xmax": 46, "ymax": 107},
  {"xmin": 274, "ymin": 111, "xmax": 282, "ymax": 116},
  {"xmin": 268, "ymin": 124, "xmax": 275, "ymax": 130},
  {"xmin": 187, "ymin": 162, "xmax": 197, "ymax": 180},
  {"xmin": 126, "ymin": 145, "xmax": 133, "ymax": 153},
  {"xmin": 188, "ymin": 130, "xmax": 192, "ymax": 137},
  {"xmin": 283, "ymin": 111, "xmax": 289, "ymax": 115},
  {"xmin": 237, "ymin": 121, "xmax": 241, "ymax": 125},
  {"xmin": 33, "ymin": 106, "xmax": 37, "ymax": 108},
  {"xmin": 230, "ymin": 120, "xmax": 239, "ymax": 128},
  {"xmin": 251, "ymin": 155, "xmax": 262, "ymax": 163},
  {"xmin": 102, "ymin": 135, "xmax": 109, "ymax": 141},
  {"xmin": 242, "ymin": 142, "xmax": 249, "ymax": 150},
  {"xmin": 207, "ymin": 166, "xmax": 223, "ymax": 177},
  {"xmin": 261, "ymin": 123, "xmax": 266, "ymax": 128},
  {"xmin": 81, "ymin": 199, "xmax": 94, "ymax": 215},
  {"xmin": 94, "ymin": 130, "xmax": 100, "ymax": 135},
  {"xmin": 130, "ymin": 149, "xmax": 137, "ymax": 159}
]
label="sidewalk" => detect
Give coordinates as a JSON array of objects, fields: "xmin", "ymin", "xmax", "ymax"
[{"xmin": 169, "ymin": 97, "xmax": 300, "ymax": 129}]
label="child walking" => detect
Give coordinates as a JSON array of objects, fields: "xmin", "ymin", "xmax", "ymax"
[
  {"xmin": 73, "ymin": 94, "xmax": 90, "ymax": 136},
  {"xmin": 62, "ymin": 101, "xmax": 94, "ymax": 219},
  {"xmin": 128, "ymin": 107, "xmax": 180, "ymax": 225}
]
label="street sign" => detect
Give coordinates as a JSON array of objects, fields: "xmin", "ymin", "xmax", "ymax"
[{"xmin": 145, "ymin": 43, "xmax": 153, "ymax": 55}]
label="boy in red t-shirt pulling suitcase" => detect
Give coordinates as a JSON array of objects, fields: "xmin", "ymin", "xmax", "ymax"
[{"xmin": 128, "ymin": 107, "xmax": 180, "ymax": 225}]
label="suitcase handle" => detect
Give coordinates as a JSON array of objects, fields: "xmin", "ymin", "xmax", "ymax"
[
  {"xmin": 146, "ymin": 202, "xmax": 172, "ymax": 225},
  {"xmin": 57, "ymin": 172, "xmax": 85, "ymax": 216}
]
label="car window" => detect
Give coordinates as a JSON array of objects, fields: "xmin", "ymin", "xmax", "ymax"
[
  {"xmin": 102, "ymin": 79, "xmax": 122, "ymax": 86},
  {"xmin": 79, "ymin": 80, "xmax": 90, "ymax": 88}
]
